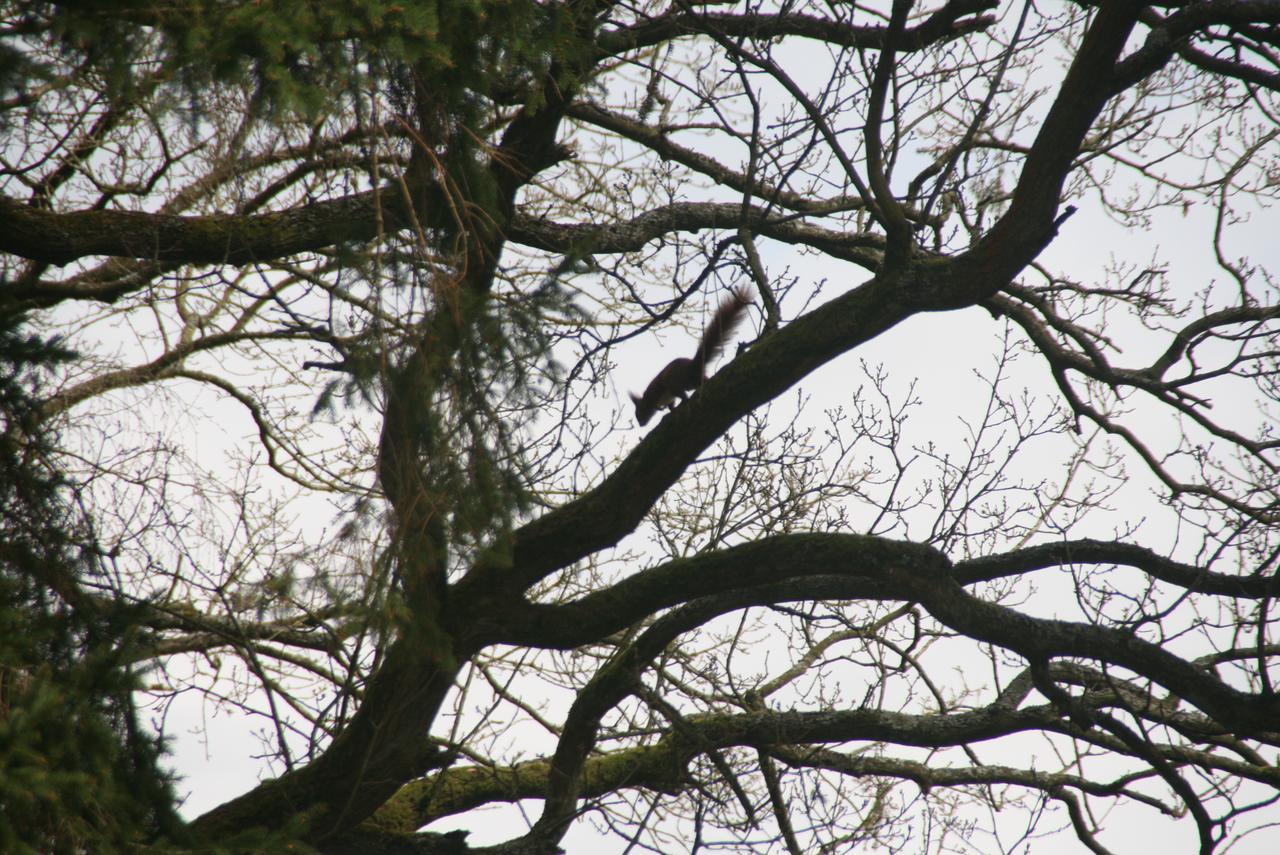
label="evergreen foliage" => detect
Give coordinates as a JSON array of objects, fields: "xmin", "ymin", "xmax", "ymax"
[
  {"xmin": 22, "ymin": 0, "xmax": 569, "ymax": 118},
  {"xmin": 0, "ymin": 310, "xmax": 181, "ymax": 850}
]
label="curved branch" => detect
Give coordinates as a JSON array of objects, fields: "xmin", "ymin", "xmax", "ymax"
[
  {"xmin": 460, "ymin": 538, "xmax": 915, "ymax": 649},
  {"xmin": 564, "ymin": 101, "xmax": 875, "ymax": 219},
  {"xmin": 954, "ymin": 538, "xmax": 1280, "ymax": 597},
  {"xmin": 37, "ymin": 327, "xmax": 316, "ymax": 421},
  {"xmin": 372, "ymin": 696, "xmax": 1058, "ymax": 834},
  {"xmin": 905, "ymin": 554, "xmax": 1280, "ymax": 736},
  {"xmin": 462, "ymin": 530, "xmax": 1280, "ymax": 741},
  {"xmin": 373, "ymin": 675, "xmax": 1279, "ymax": 841},
  {"xmin": 507, "ymin": 200, "xmax": 886, "ymax": 266},
  {"xmin": 595, "ymin": 2, "xmax": 997, "ymax": 58}
]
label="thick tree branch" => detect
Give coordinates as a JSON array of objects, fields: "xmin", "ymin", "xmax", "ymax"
[
  {"xmin": 2, "ymin": 198, "xmax": 885, "ymax": 305},
  {"xmin": 962, "ymin": 2, "xmax": 1142, "ymax": 282},
  {"xmin": 374, "ymin": 701, "xmax": 1067, "ymax": 833},
  {"xmin": 461, "ymin": 530, "xmax": 1279, "ymax": 743},
  {"xmin": 0, "ymin": 188, "xmax": 413, "ymax": 268},
  {"xmin": 370, "ymin": 667, "xmax": 1277, "ymax": 843}
]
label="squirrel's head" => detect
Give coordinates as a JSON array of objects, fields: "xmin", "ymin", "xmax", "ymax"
[{"xmin": 630, "ymin": 392, "xmax": 655, "ymax": 426}]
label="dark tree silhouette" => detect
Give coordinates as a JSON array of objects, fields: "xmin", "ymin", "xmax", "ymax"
[{"xmin": 2, "ymin": 2, "xmax": 1278, "ymax": 853}]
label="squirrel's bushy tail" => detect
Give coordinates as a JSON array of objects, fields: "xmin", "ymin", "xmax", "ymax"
[{"xmin": 693, "ymin": 287, "xmax": 750, "ymax": 367}]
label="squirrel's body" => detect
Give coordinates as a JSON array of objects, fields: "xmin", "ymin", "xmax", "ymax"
[{"xmin": 631, "ymin": 289, "xmax": 750, "ymax": 425}]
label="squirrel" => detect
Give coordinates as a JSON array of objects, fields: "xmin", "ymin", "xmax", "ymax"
[{"xmin": 631, "ymin": 288, "xmax": 751, "ymax": 426}]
